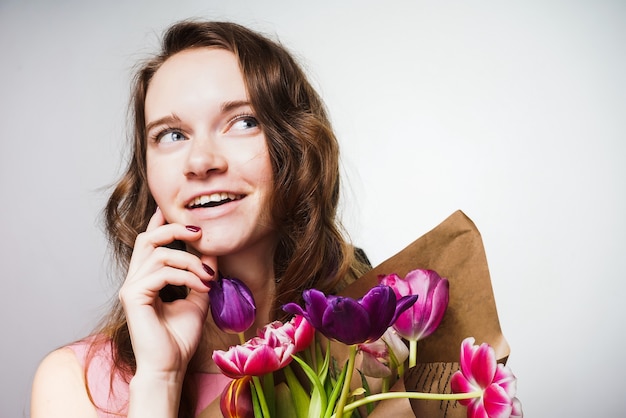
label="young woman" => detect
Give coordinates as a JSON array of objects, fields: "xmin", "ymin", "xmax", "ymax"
[{"xmin": 31, "ymin": 20, "xmax": 369, "ymax": 418}]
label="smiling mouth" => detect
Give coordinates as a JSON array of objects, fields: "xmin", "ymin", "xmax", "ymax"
[{"xmin": 187, "ymin": 192, "xmax": 244, "ymax": 209}]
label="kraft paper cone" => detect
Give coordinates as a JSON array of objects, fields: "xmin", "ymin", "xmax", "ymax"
[
  {"xmin": 341, "ymin": 210, "xmax": 510, "ymax": 417},
  {"xmin": 341, "ymin": 209, "xmax": 509, "ymax": 361}
]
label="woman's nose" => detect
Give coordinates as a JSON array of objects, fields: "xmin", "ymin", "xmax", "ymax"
[{"xmin": 183, "ymin": 136, "xmax": 227, "ymax": 178}]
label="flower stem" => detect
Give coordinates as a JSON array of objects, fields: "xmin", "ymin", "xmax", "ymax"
[
  {"xmin": 332, "ymin": 390, "xmax": 483, "ymax": 417},
  {"xmin": 334, "ymin": 345, "xmax": 357, "ymax": 418},
  {"xmin": 381, "ymin": 377, "xmax": 390, "ymax": 393},
  {"xmin": 385, "ymin": 340, "xmax": 402, "ymax": 380},
  {"xmin": 308, "ymin": 333, "xmax": 318, "ymax": 372},
  {"xmin": 236, "ymin": 333, "xmax": 271, "ymax": 416},
  {"xmin": 409, "ymin": 339, "xmax": 417, "ymax": 368},
  {"xmin": 252, "ymin": 375, "xmax": 272, "ymax": 418}
]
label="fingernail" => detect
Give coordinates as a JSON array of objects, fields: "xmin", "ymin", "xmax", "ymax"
[
  {"xmin": 203, "ymin": 264, "xmax": 215, "ymax": 276},
  {"xmin": 186, "ymin": 225, "xmax": 201, "ymax": 232},
  {"xmin": 201, "ymin": 279, "xmax": 213, "ymax": 288}
]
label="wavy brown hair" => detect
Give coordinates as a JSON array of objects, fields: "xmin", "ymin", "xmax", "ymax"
[{"xmin": 94, "ymin": 20, "xmax": 369, "ymax": 417}]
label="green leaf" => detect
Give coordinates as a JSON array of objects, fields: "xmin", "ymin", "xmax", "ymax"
[
  {"xmin": 291, "ymin": 354, "xmax": 327, "ymax": 417},
  {"xmin": 315, "ymin": 339, "xmax": 324, "ymax": 371},
  {"xmin": 323, "ymin": 359, "xmax": 349, "ymax": 418},
  {"xmin": 358, "ymin": 370, "xmax": 375, "ymax": 414},
  {"xmin": 275, "ymin": 382, "xmax": 298, "ymax": 418},
  {"xmin": 251, "ymin": 381, "xmax": 263, "ymax": 418},
  {"xmin": 284, "ymin": 364, "xmax": 311, "ymax": 418},
  {"xmin": 318, "ymin": 340, "xmax": 332, "ymax": 385},
  {"xmin": 263, "ymin": 373, "xmax": 276, "ymax": 417}
]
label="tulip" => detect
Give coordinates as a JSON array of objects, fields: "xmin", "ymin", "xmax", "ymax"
[
  {"xmin": 379, "ymin": 269, "xmax": 449, "ymax": 367},
  {"xmin": 212, "ymin": 334, "xmax": 295, "ymax": 379},
  {"xmin": 511, "ymin": 398, "xmax": 524, "ymax": 418},
  {"xmin": 359, "ymin": 328, "xmax": 410, "ymax": 380},
  {"xmin": 282, "ymin": 285, "xmax": 417, "ymax": 346},
  {"xmin": 379, "ymin": 269, "xmax": 449, "ymax": 341},
  {"xmin": 264, "ymin": 314, "xmax": 314, "ymax": 353},
  {"xmin": 360, "ymin": 337, "xmax": 392, "ymax": 379},
  {"xmin": 209, "ymin": 276, "xmax": 256, "ymax": 334},
  {"xmin": 220, "ymin": 376, "xmax": 254, "ymax": 418},
  {"xmin": 214, "ymin": 320, "xmax": 301, "ymax": 417},
  {"xmin": 451, "ymin": 337, "xmax": 523, "ymax": 418}
]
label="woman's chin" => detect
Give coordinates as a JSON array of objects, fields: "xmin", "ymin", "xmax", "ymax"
[{"xmin": 184, "ymin": 241, "xmax": 222, "ymax": 257}]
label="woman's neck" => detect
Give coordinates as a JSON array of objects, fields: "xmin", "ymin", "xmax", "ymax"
[
  {"xmin": 217, "ymin": 248, "xmax": 277, "ymax": 329},
  {"xmin": 191, "ymin": 245, "xmax": 278, "ymax": 373}
]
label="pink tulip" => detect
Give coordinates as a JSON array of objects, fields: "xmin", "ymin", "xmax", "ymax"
[
  {"xmin": 360, "ymin": 335, "xmax": 392, "ymax": 378},
  {"xmin": 275, "ymin": 314, "xmax": 315, "ymax": 352},
  {"xmin": 379, "ymin": 269, "xmax": 449, "ymax": 342},
  {"xmin": 511, "ymin": 398, "xmax": 523, "ymax": 418},
  {"xmin": 359, "ymin": 328, "xmax": 409, "ymax": 378},
  {"xmin": 212, "ymin": 334, "xmax": 295, "ymax": 379},
  {"xmin": 451, "ymin": 337, "xmax": 523, "ymax": 418}
]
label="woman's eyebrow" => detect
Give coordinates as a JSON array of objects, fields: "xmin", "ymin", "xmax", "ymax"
[
  {"xmin": 145, "ymin": 101, "xmax": 250, "ymax": 132},
  {"xmin": 145, "ymin": 114, "xmax": 182, "ymax": 132},
  {"xmin": 221, "ymin": 100, "xmax": 252, "ymax": 113}
]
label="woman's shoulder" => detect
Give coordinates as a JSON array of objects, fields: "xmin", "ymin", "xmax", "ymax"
[
  {"xmin": 66, "ymin": 335, "xmax": 115, "ymax": 366},
  {"xmin": 32, "ymin": 335, "xmax": 129, "ymax": 418},
  {"xmin": 31, "ymin": 345, "xmax": 99, "ymax": 417},
  {"xmin": 34, "ymin": 345, "xmax": 85, "ymax": 379}
]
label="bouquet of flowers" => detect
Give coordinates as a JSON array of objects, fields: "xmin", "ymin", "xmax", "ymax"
[
  {"xmin": 208, "ymin": 269, "xmax": 521, "ymax": 418},
  {"xmin": 203, "ymin": 211, "xmax": 523, "ymax": 418}
]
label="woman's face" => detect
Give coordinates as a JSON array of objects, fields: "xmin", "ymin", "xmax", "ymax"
[{"xmin": 144, "ymin": 47, "xmax": 276, "ymax": 257}]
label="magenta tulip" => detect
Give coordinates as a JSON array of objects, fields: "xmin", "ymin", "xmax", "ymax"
[
  {"xmin": 451, "ymin": 337, "xmax": 523, "ymax": 418},
  {"xmin": 268, "ymin": 314, "xmax": 314, "ymax": 353},
  {"xmin": 379, "ymin": 269, "xmax": 449, "ymax": 342},
  {"xmin": 212, "ymin": 317, "xmax": 312, "ymax": 379},
  {"xmin": 256, "ymin": 315, "xmax": 313, "ymax": 353},
  {"xmin": 212, "ymin": 333, "xmax": 295, "ymax": 379}
]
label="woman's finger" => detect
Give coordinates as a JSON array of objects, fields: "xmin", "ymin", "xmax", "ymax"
[
  {"xmin": 128, "ymin": 246, "xmax": 212, "ymax": 284},
  {"xmin": 134, "ymin": 223, "xmax": 202, "ymax": 252},
  {"xmin": 120, "ymin": 266, "xmax": 210, "ymax": 305},
  {"xmin": 145, "ymin": 207, "xmax": 166, "ymax": 232},
  {"xmin": 128, "ymin": 223, "xmax": 204, "ymax": 275}
]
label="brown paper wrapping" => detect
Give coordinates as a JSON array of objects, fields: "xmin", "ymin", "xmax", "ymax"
[
  {"xmin": 199, "ymin": 210, "xmax": 509, "ymax": 417},
  {"xmin": 340, "ymin": 210, "xmax": 510, "ymax": 417}
]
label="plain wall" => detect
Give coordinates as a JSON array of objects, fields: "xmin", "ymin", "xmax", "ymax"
[{"xmin": 1, "ymin": 1, "xmax": 624, "ymax": 416}]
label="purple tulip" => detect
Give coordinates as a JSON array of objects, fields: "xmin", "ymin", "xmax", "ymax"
[
  {"xmin": 379, "ymin": 269, "xmax": 449, "ymax": 342},
  {"xmin": 282, "ymin": 285, "xmax": 417, "ymax": 346},
  {"xmin": 209, "ymin": 277, "xmax": 256, "ymax": 334}
]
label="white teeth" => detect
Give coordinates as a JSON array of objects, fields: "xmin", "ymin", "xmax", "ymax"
[{"xmin": 188, "ymin": 193, "xmax": 240, "ymax": 207}]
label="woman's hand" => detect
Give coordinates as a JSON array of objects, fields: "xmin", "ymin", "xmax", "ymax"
[{"xmin": 119, "ymin": 208, "xmax": 215, "ymax": 379}]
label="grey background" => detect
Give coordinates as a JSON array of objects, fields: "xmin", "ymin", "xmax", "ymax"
[{"xmin": 1, "ymin": 1, "xmax": 624, "ymax": 417}]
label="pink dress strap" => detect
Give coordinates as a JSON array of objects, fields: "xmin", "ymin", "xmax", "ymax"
[{"xmin": 67, "ymin": 336, "xmax": 231, "ymax": 417}]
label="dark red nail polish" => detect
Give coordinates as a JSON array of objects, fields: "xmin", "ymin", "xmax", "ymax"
[
  {"xmin": 186, "ymin": 225, "xmax": 201, "ymax": 232},
  {"xmin": 201, "ymin": 279, "xmax": 212, "ymax": 288},
  {"xmin": 203, "ymin": 264, "xmax": 215, "ymax": 276}
]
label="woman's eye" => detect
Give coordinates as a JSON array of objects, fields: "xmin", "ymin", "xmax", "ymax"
[
  {"xmin": 157, "ymin": 130, "xmax": 187, "ymax": 143},
  {"xmin": 231, "ymin": 116, "xmax": 259, "ymax": 131}
]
